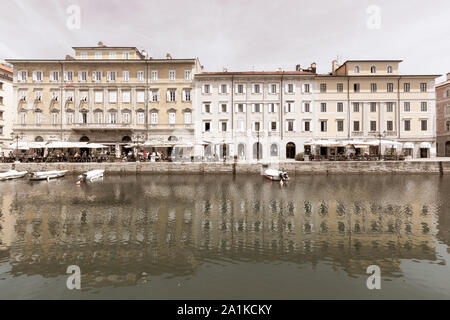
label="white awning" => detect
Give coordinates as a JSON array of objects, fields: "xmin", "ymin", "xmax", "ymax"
[
  {"xmin": 85, "ymin": 143, "xmax": 108, "ymax": 149},
  {"xmin": 420, "ymin": 142, "xmax": 431, "ymax": 149},
  {"xmin": 7, "ymin": 141, "xmax": 47, "ymax": 150},
  {"xmin": 403, "ymin": 142, "xmax": 414, "ymax": 149},
  {"xmin": 45, "ymin": 141, "xmax": 88, "ymax": 148}
]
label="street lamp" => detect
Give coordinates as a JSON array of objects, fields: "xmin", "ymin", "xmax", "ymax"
[
  {"xmin": 256, "ymin": 131, "xmax": 260, "ymax": 162},
  {"xmin": 10, "ymin": 132, "xmax": 24, "ymax": 162},
  {"xmin": 375, "ymin": 131, "xmax": 386, "ymax": 160}
]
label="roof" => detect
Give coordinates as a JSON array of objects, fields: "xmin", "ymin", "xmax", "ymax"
[
  {"xmin": 72, "ymin": 46, "xmax": 145, "ymax": 59},
  {"xmin": 0, "ymin": 64, "xmax": 13, "ymax": 74},
  {"xmin": 5, "ymin": 58, "xmax": 198, "ymax": 64},
  {"xmin": 197, "ymin": 70, "xmax": 315, "ymax": 77},
  {"xmin": 436, "ymin": 77, "xmax": 450, "ymax": 88},
  {"xmin": 335, "ymin": 60, "xmax": 403, "ymax": 72},
  {"xmin": 316, "ymin": 73, "xmax": 440, "ymax": 78}
]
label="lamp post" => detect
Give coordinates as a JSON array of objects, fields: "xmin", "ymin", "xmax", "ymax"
[
  {"xmin": 133, "ymin": 133, "xmax": 144, "ymax": 161},
  {"xmin": 375, "ymin": 131, "xmax": 386, "ymax": 160},
  {"xmin": 10, "ymin": 132, "xmax": 23, "ymax": 162},
  {"xmin": 256, "ymin": 131, "xmax": 260, "ymax": 162}
]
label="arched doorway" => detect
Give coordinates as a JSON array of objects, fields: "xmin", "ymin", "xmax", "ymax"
[
  {"xmin": 286, "ymin": 142, "xmax": 296, "ymax": 159},
  {"xmin": 237, "ymin": 143, "xmax": 245, "ymax": 160},
  {"xmin": 35, "ymin": 136, "xmax": 44, "ymax": 142},
  {"xmin": 122, "ymin": 136, "xmax": 131, "ymax": 143},
  {"xmin": 446, "ymin": 141, "xmax": 450, "ymax": 157},
  {"xmin": 253, "ymin": 142, "xmax": 263, "ymax": 160},
  {"xmin": 270, "ymin": 144, "xmax": 278, "ymax": 157},
  {"xmin": 79, "ymin": 136, "xmax": 90, "ymax": 142}
]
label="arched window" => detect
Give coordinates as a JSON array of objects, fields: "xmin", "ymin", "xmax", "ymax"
[
  {"xmin": 387, "ymin": 65, "xmax": 393, "ymax": 74},
  {"xmin": 79, "ymin": 136, "xmax": 89, "ymax": 142},
  {"xmin": 270, "ymin": 144, "xmax": 278, "ymax": 157},
  {"xmin": 286, "ymin": 142, "xmax": 296, "ymax": 159},
  {"xmin": 204, "ymin": 144, "xmax": 212, "ymax": 157},
  {"xmin": 447, "ymin": 121, "xmax": 450, "ymax": 131},
  {"xmin": 370, "ymin": 66, "xmax": 376, "ymax": 74},
  {"xmin": 122, "ymin": 136, "xmax": 131, "ymax": 143},
  {"xmin": 354, "ymin": 66, "xmax": 360, "ymax": 74},
  {"xmin": 237, "ymin": 143, "xmax": 245, "ymax": 159},
  {"xmin": 34, "ymin": 136, "xmax": 44, "ymax": 142},
  {"xmin": 253, "ymin": 142, "xmax": 263, "ymax": 160}
]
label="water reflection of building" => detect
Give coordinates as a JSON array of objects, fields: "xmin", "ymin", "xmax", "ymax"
[{"xmin": 0, "ymin": 176, "xmax": 441, "ymax": 289}]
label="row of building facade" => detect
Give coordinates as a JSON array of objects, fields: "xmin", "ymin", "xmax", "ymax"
[{"xmin": 1, "ymin": 43, "xmax": 447, "ymax": 160}]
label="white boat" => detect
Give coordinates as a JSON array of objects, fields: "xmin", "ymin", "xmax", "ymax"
[
  {"xmin": 77, "ymin": 169, "xmax": 104, "ymax": 183},
  {"xmin": 0, "ymin": 170, "xmax": 28, "ymax": 181},
  {"xmin": 28, "ymin": 170, "xmax": 69, "ymax": 181},
  {"xmin": 264, "ymin": 169, "xmax": 289, "ymax": 181}
]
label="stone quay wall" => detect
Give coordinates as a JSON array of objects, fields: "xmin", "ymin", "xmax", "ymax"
[{"xmin": 1, "ymin": 160, "xmax": 450, "ymax": 175}]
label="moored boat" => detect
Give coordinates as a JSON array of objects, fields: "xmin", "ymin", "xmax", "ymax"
[
  {"xmin": 0, "ymin": 170, "xmax": 28, "ymax": 181},
  {"xmin": 264, "ymin": 169, "xmax": 289, "ymax": 181},
  {"xmin": 77, "ymin": 169, "xmax": 104, "ymax": 184},
  {"xmin": 28, "ymin": 170, "xmax": 69, "ymax": 181}
]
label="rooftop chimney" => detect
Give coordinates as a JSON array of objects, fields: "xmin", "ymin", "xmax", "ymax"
[
  {"xmin": 447, "ymin": 72, "xmax": 450, "ymax": 81},
  {"xmin": 332, "ymin": 60, "xmax": 339, "ymax": 73},
  {"xmin": 295, "ymin": 64, "xmax": 301, "ymax": 71},
  {"xmin": 310, "ymin": 62, "xmax": 317, "ymax": 73}
]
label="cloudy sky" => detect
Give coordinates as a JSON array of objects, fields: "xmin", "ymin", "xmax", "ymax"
[{"xmin": 1, "ymin": 0, "xmax": 449, "ymax": 82}]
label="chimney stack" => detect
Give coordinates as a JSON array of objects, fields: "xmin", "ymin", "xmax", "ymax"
[{"xmin": 332, "ymin": 60, "xmax": 339, "ymax": 73}]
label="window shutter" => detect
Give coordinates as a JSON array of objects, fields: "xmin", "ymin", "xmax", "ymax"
[
  {"xmin": 174, "ymin": 90, "xmax": 177, "ymax": 102},
  {"xmin": 243, "ymin": 103, "xmax": 246, "ymax": 112},
  {"xmin": 227, "ymin": 84, "xmax": 230, "ymax": 94},
  {"xmin": 251, "ymin": 84, "xmax": 255, "ymax": 94},
  {"xmin": 276, "ymin": 121, "xmax": 279, "ymax": 131},
  {"xmin": 285, "ymin": 121, "xmax": 289, "ymax": 132},
  {"xmin": 182, "ymin": 90, "xmax": 186, "ymax": 102},
  {"xmin": 92, "ymin": 71, "xmax": 96, "ymax": 82},
  {"xmin": 252, "ymin": 122, "xmax": 255, "ymax": 132},
  {"xmin": 201, "ymin": 85, "xmax": 205, "ymax": 94},
  {"xmin": 285, "ymin": 104, "xmax": 288, "ymax": 113},
  {"xmin": 166, "ymin": 90, "xmax": 170, "ymax": 102},
  {"xmin": 32, "ymin": 71, "xmax": 37, "ymax": 81},
  {"xmin": 273, "ymin": 103, "xmax": 277, "ymax": 113},
  {"xmin": 243, "ymin": 84, "xmax": 246, "ymax": 94},
  {"xmin": 50, "ymin": 72, "xmax": 54, "ymax": 82},
  {"xmin": 64, "ymin": 72, "xmax": 68, "ymax": 81},
  {"xmin": 293, "ymin": 84, "xmax": 296, "ymax": 93},
  {"xmin": 301, "ymin": 103, "xmax": 305, "ymax": 113},
  {"xmin": 235, "ymin": 104, "xmax": 238, "ymax": 112},
  {"xmin": 293, "ymin": 121, "xmax": 297, "ymax": 131},
  {"xmin": 78, "ymin": 72, "xmax": 82, "ymax": 81},
  {"xmin": 202, "ymin": 104, "xmax": 205, "ymax": 113},
  {"xmin": 252, "ymin": 104, "xmax": 255, "ymax": 112},
  {"xmin": 106, "ymin": 71, "xmax": 110, "ymax": 81},
  {"xmin": 285, "ymin": 84, "xmax": 288, "ymax": 93},
  {"xmin": 235, "ymin": 84, "xmax": 238, "ymax": 93}
]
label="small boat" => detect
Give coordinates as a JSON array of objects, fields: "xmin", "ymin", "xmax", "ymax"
[
  {"xmin": 264, "ymin": 169, "xmax": 289, "ymax": 181},
  {"xmin": 28, "ymin": 170, "xmax": 69, "ymax": 181},
  {"xmin": 77, "ymin": 169, "xmax": 104, "ymax": 183},
  {"xmin": 0, "ymin": 170, "xmax": 28, "ymax": 181}
]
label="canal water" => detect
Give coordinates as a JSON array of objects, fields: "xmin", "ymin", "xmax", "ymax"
[{"xmin": 0, "ymin": 174, "xmax": 449, "ymax": 299}]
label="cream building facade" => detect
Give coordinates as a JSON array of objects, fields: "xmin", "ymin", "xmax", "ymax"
[
  {"xmin": 7, "ymin": 43, "xmax": 200, "ymax": 157},
  {"xmin": 0, "ymin": 63, "xmax": 14, "ymax": 153}
]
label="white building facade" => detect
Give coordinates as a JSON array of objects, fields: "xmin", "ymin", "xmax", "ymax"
[{"xmin": 0, "ymin": 64, "xmax": 13, "ymax": 153}]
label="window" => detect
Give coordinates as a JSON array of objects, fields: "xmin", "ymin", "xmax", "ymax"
[
  {"xmin": 137, "ymin": 71, "xmax": 145, "ymax": 82},
  {"xmin": 446, "ymin": 121, "xmax": 450, "ymax": 131},
  {"xmin": 353, "ymin": 83, "xmax": 360, "ymax": 92},
  {"xmin": 151, "ymin": 112, "xmax": 158, "ymax": 124},
  {"xmin": 169, "ymin": 70, "xmax": 176, "ymax": 81},
  {"xmin": 34, "ymin": 90, "xmax": 42, "ymax": 101},
  {"xmin": 0, "ymin": 111, "xmax": 2, "ymax": 119},
  {"xmin": 66, "ymin": 112, "xmax": 74, "ymax": 124},
  {"xmin": 220, "ymin": 121, "xmax": 228, "ymax": 132},
  {"xmin": 269, "ymin": 103, "xmax": 277, "ymax": 113},
  {"xmin": 168, "ymin": 112, "xmax": 176, "ymax": 125},
  {"xmin": 109, "ymin": 112, "xmax": 117, "ymax": 124},
  {"xmin": 285, "ymin": 102, "xmax": 294, "ymax": 113},
  {"xmin": 253, "ymin": 103, "xmax": 262, "ymax": 112},
  {"xmin": 337, "ymin": 102, "xmax": 344, "ymax": 112},
  {"xmin": 320, "ymin": 103, "xmax": 327, "ymax": 113},
  {"xmin": 404, "ymin": 83, "xmax": 410, "ymax": 92},
  {"xmin": 137, "ymin": 112, "xmax": 145, "ymax": 125},
  {"xmin": 122, "ymin": 52, "xmax": 129, "ymax": 59},
  {"xmin": 167, "ymin": 89, "xmax": 176, "ymax": 102},
  {"xmin": 353, "ymin": 102, "xmax": 360, "ymax": 112},
  {"xmin": 65, "ymin": 71, "xmax": 74, "ymax": 82},
  {"xmin": 320, "ymin": 83, "xmax": 326, "ymax": 93},
  {"xmin": 421, "ymin": 120, "xmax": 427, "ymax": 131},
  {"xmin": 52, "ymin": 112, "xmax": 58, "ymax": 125},
  {"xmin": 254, "ymin": 121, "xmax": 262, "ymax": 132},
  {"xmin": 236, "ymin": 84, "xmax": 245, "ymax": 94},
  {"xmin": 20, "ymin": 112, "xmax": 26, "ymax": 125},
  {"xmin": 106, "ymin": 71, "xmax": 116, "ymax": 82},
  {"xmin": 386, "ymin": 102, "xmax": 393, "ymax": 112},
  {"xmin": 80, "ymin": 52, "xmax": 87, "ymax": 60},
  {"xmin": 387, "ymin": 120, "xmax": 393, "ymax": 131},
  {"xmin": 404, "ymin": 120, "xmax": 411, "ymax": 131},
  {"xmin": 219, "ymin": 84, "xmax": 228, "ymax": 94},
  {"xmin": 370, "ymin": 66, "xmax": 376, "ymax": 73},
  {"xmin": 286, "ymin": 120, "xmax": 294, "ymax": 132},
  {"xmin": 137, "ymin": 90, "xmax": 145, "ymax": 103},
  {"xmin": 236, "ymin": 120, "xmax": 245, "ymax": 132},
  {"xmin": 184, "ymin": 112, "xmax": 191, "ymax": 124},
  {"xmin": 286, "ymin": 83, "xmax": 294, "ymax": 93},
  {"xmin": 0, "ymin": 126, "xmax": 3, "ymax": 135},
  {"xmin": 420, "ymin": 83, "xmax": 427, "ymax": 92},
  {"xmin": 50, "ymin": 71, "xmax": 59, "ymax": 82},
  {"xmin": 270, "ymin": 121, "xmax": 278, "ymax": 132},
  {"xmin": 95, "ymin": 112, "xmax": 103, "ymax": 123},
  {"xmin": 387, "ymin": 83, "xmax": 394, "ymax": 92},
  {"xmin": 269, "ymin": 84, "xmax": 278, "ymax": 94},
  {"xmin": 203, "ymin": 103, "xmax": 211, "ymax": 113},
  {"xmin": 18, "ymin": 70, "xmax": 28, "ymax": 82},
  {"xmin": 151, "ymin": 70, "xmax": 158, "ymax": 81},
  {"xmin": 109, "ymin": 90, "xmax": 117, "ymax": 103},
  {"xmin": 370, "ymin": 83, "xmax": 377, "ymax": 92},
  {"xmin": 421, "ymin": 102, "xmax": 427, "ymax": 112},
  {"xmin": 337, "ymin": 120, "xmax": 344, "ymax": 132},
  {"xmin": 95, "ymin": 51, "xmax": 102, "ymax": 60},
  {"xmin": 337, "ymin": 83, "xmax": 343, "ymax": 92},
  {"xmin": 81, "ymin": 112, "xmax": 88, "ymax": 124},
  {"xmin": 253, "ymin": 84, "xmax": 261, "ymax": 94},
  {"xmin": 220, "ymin": 103, "xmax": 228, "ymax": 113},
  {"xmin": 150, "ymin": 90, "xmax": 159, "ymax": 102},
  {"xmin": 304, "ymin": 83, "xmax": 311, "ymax": 93},
  {"xmin": 122, "ymin": 90, "xmax": 131, "ymax": 103},
  {"xmin": 79, "ymin": 71, "xmax": 88, "ymax": 82},
  {"xmin": 404, "ymin": 102, "xmax": 410, "ymax": 112},
  {"xmin": 353, "ymin": 121, "xmax": 360, "ymax": 132},
  {"xmin": 236, "ymin": 103, "xmax": 245, "ymax": 113},
  {"xmin": 92, "ymin": 71, "xmax": 102, "ymax": 82},
  {"xmin": 304, "ymin": 121, "xmax": 311, "ymax": 132},
  {"xmin": 33, "ymin": 70, "xmax": 43, "ymax": 82},
  {"xmin": 270, "ymin": 144, "xmax": 278, "ymax": 156},
  {"xmin": 387, "ymin": 66, "xmax": 393, "ymax": 74},
  {"xmin": 304, "ymin": 102, "xmax": 311, "ymax": 113},
  {"xmin": 109, "ymin": 51, "xmax": 116, "ymax": 59},
  {"xmin": 370, "ymin": 121, "xmax": 377, "ymax": 132},
  {"xmin": 184, "ymin": 70, "xmax": 191, "ymax": 81},
  {"xmin": 183, "ymin": 89, "xmax": 191, "ymax": 102},
  {"xmin": 94, "ymin": 90, "xmax": 103, "ymax": 103},
  {"xmin": 370, "ymin": 102, "xmax": 377, "ymax": 112},
  {"xmin": 123, "ymin": 112, "xmax": 130, "ymax": 124},
  {"xmin": 122, "ymin": 71, "xmax": 129, "ymax": 82},
  {"xmin": 320, "ymin": 120, "xmax": 327, "ymax": 132},
  {"xmin": 203, "ymin": 121, "xmax": 211, "ymax": 132},
  {"xmin": 203, "ymin": 84, "xmax": 211, "ymax": 94},
  {"xmin": 354, "ymin": 66, "xmax": 360, "ymax": 74},
  {"xmin": 35, "ymin": 112, "xmax": 41, "ymax": 125},
  {"xmin": 0, "ymin": 97, "xmax": 2, "ymax": 105}
]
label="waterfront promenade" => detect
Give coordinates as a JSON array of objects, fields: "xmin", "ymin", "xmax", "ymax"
[{"xmin": 2, "ymin": 158, "xmax": 450, "ymax": 175}]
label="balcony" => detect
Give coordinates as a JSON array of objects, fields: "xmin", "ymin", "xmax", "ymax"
[{"xmin": 72, "ymin": 122, "xmax": 133, "ymax": 132}]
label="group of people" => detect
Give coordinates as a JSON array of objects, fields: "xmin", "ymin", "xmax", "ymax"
[{"xmin": 122, "ymin": 150, "xmax": 166, "ymax": 162}]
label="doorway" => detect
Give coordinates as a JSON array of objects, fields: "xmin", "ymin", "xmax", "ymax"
[{"xmin": 286, "ymin": 142, "xmax": 296, "ymax": 159}]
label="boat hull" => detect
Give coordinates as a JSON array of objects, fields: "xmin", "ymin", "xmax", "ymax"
[
  {"xmin": 28, "ymin": 170, "xmax": 68, "ymax": 181},
  {"xmin": 0, "ymin": 170, "xmax": 28, "ymax": 181}
]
